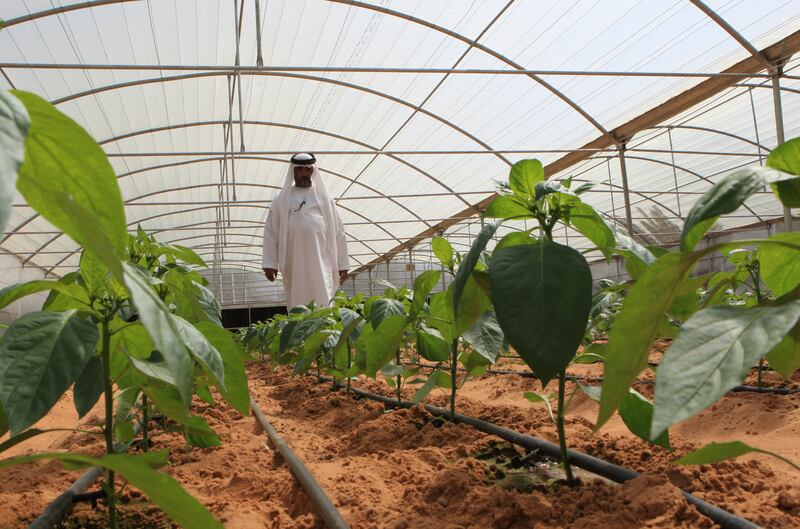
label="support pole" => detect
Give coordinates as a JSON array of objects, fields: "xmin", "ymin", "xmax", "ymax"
[
  {"xmin": 617, "ymin": 144, "xmax": 634, "ymax": 236},
  {"xmin": 772, "ymin": 69, "xmax": 793, "ymax": 232}
]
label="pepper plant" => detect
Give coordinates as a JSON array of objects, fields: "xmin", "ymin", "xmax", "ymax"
[
  {"xmin": 0, "ymin": 90, "xmax": 250, "ymax": 529},
  {"xmin": 596, "ymin": 137, "xmax": 800, "ymax": 467},
  {"xmin": 485, "ymin": 159, "xmax": 613, "ymax": 481}
]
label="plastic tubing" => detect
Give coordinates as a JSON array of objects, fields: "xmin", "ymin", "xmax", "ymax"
[{"xmin": 250, "ymin": 397, "xmax": 351, "ymax": 529}]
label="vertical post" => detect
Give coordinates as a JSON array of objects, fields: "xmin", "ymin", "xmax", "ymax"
[
  {"xmin": 666, "ymin": 127, "xmax": 682, "ymax": 218},
  {"xmin": 606, "ymin": 159, "xmax": 622, "ymax": 283},
  {"xmin": 772, "ymin": 70, "xmax": 793, "ymax": 232},
  {"xmin": 617, "ymin": 143, "xmax": 634, "ymax": 237},
  {"xmin": 351, "ymin": 274, "xmax": 356, "ymax": 296},
  {"xmin": 254, "ymin": 0, "xmax": 264, "ymax": 67},
  {"xmin": 408, "ymin": 247, "xmax": 413, "ymax": 288},
  {"xmin": 368, "ymin": 267, "xmax": 374, "ymax": 295}
]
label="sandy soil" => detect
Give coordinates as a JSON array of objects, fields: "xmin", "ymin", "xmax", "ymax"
[{"xmin": 0, "ymin": 346, "xmax": 798, "ymax": 529}]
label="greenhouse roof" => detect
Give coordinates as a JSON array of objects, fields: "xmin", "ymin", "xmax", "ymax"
[{"xmin": 1, "ymin": 0, "xmax": 799, "ymax": 305}]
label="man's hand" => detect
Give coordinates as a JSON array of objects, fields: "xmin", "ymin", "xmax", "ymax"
[
  {"xmin": 263, "ymin": 268, "xmax": 278, "ymax": 282},
  {"xmin": 339, "ymin": 270, "xmax": 348, "ymax": 284}
]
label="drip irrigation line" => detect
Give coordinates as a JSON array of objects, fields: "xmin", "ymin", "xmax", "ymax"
[
  {"xmin": 406, "ymin": 362, "xmax": 799, "ymax": 395},
  {"xmin": 342, "ymin": 384, "xmax": 759, "ymax": 529},
  {"xmin": 250, "ymin": 397, "xmax": 351, "ymax": 529}
]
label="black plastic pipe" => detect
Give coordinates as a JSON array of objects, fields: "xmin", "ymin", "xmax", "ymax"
[
  {"xmin": 27, "ymin": 467, "xmax": 103, "ymax": 529},
  {"xmin": 250, "ymin": 397, "xmax": 351, "ymax": 529},
  {"xmin": 346, "ymin": 385, "xmax": 759, "ymax": 529}
]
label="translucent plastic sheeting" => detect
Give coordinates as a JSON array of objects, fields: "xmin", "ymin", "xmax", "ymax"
[{"xmin": 0, "ymin": 0, "xmax": 798, "ymax": 307}]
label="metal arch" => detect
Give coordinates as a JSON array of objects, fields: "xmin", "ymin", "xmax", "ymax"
[
  {"xmin": 688, "ymin": 0, "xmax": 774, "ymax": 70},
  {"xmin": 326, "ymin": 0, "xmax": 613, "ymax": 141},
  {"xmin": 41, "ymin": 202, "xmax": 401, "ymax": 273},
  {"xmin": 96, "ymin": 119, "xmax": 468, "ymax": 207},
  {"xmin": 50, "ymin": 70, "xmax": 508, "ymax": 176},
  {"xmin": 7, "ymin": 154, "xmax": 432, "ymax": 246},
  {"xmin": 648, "ymin": 125, "xmax": 771, "ymax": 153},
  {"xmin": 5, "ymin": 0, "xmax": 611, "ymax": 141}
]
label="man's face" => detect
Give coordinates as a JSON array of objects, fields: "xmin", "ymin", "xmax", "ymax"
[{"xmin": 293, "ymin": 166, "xmax": 313, "ymax": 187}]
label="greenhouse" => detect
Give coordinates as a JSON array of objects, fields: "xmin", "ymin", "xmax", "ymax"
[{"xmin": 0, "ymin": 1, "xmax": 799, "ymax": 528}]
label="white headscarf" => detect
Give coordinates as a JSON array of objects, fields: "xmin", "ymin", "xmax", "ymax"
[{"xmin": 271, "ymin": 155, "xmax": 340, "ymax": 289}]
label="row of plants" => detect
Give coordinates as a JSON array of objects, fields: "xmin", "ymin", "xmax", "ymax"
[
  {"xmin": 0, "ymin": 90, "xmax": 251, "ymax": 529},
  {"xmin": 242, "ymin": 139, "xmax": 800, "ymax": 480}
]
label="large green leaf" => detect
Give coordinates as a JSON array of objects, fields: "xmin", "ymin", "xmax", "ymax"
[
  {"xmin": 416, "ymin": 327, "xmax": 450, "ymax": 362},
  {"xmin": 598, "ymin": 251, "xmax": 697, "ymax": 428},
  {"xmin": 427, "ymin": 290, "xmax": 454, "ymax": 342},
  {"xmin": 431, "ymin": 237, "xmax": 454, "ymax": 269},
  {"xmin": 494, "ymin": 230, "xmax": 534, "ymax": 252},
  {"xmin": 0, "ymin": 91, "xmax": 29, "ymax": 234},
  {"xmin": 0, "ymin": 280, "xmax": 84, "ymax": 311},
  {"xmin": 365, "ymin": 315, "xmax": 407, "ymax": 378},
  {"xmin": 674, "ymin": 441, "xmax": 800, "ymax": 471},
  {"xmin": 759, "ymin": 232, "xmax": 800, "ymax": 298},
  {"xmin": 194, "ymin": 281, "xmax": 223, "ymax": 327},
  {"xmin": 490, "ymin": 239, "xmax": 592, "ymax": 385},
  {"xmin": 123, "ymin": 263, "xmax": 193, "ymax": 407},
  {"xmin": 484, "ymin": 195, "xmax": 534, "ymax": 220},
  {"xmin": 566, "ymin": 199, "xmax": 615, "ymax": 257},
  {"xmin": 452, "ymin": 276, "xmax": 490, "ymax": 335},
  {"xmin": 172, "ymin": 317, "xmax": 225, "ymax": 390},
  {"xmin": 651, "ymin": 302, "xmax": 800, "ymax": 438},
  {"xmin": 196, "ymin": 322, "xmax": 250, "ymax": 415},
  {"xmin": 12, "ymin": 91, "xmax": 126, "ymax": 257},
  {"xmin": 0, "ymin": 451, "xmax": 223, "ymax": 529},
  {"xmin": 766, "ymin": 327, "xmax": 800, "ymax": 379},
  {"xmin": 462, "ymin": 310, "xmax": 503, "ymax": 363},
  {"xmin": 410, "ymin": 270, "xmax": 441, "ymax": 317},
  {"xmin": 164, "ymin": 270, "xmax": 208, "ymax": 325},
  {"xmin": 73, "ymin": 356, "xmax": 103, "ymax": 418},
  {"xmin": 509, "ymin": 159, "xmax": 544, "ymax": 199},
  {"xmin": 681, "ymin": 166, "xmax": 799, "ymax": 251},
  {"xmin": 370, "ymin": 298, "xmax": 406, "ymax": 329},
  {"xmin": 767, "ymin": 137, "xmax": 800, "ymax": 207},
  {"xmin": 0, "ymin": 402, "xmax": 8, "ymax": 437},
  {"xmin": 581, "ymin": 385, "xmax": 670, "ymax": 449},
  {"xmin": 79, "ymin": 250, "xmax": 108, "ymax": 299},
  {"xmin": 454, "ymin": 222, "xmax": 498, "ymax": 316},
  {"xmin": 0, "ymin": 310, "xmax": 97, "ymax": 434}
]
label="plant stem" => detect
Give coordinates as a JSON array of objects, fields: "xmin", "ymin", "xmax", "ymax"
[
  {"xmin": 141, "ymin": 394, "xmax": 149, "ymax": 452},
  {"xmin": 751, "ymin": 264, "xmax": 765, "ymax": 388},
  {"xmin": 450, "ymin": 339, "xmax": 458, "ymax": 420},
  {"xmin": 557, "ymin": 369, "xmax": 574, "ymax": 483},
  {"xmin": 346, "ymin": 338, "xmax": 352, "ymax": 394},
  {"xmin": 395, "ymin": 349, "xmax": 402, "ymax": 404},
  {"xmin": 100, "ymin": 320, "xmax": 118, "ymax": 529}
]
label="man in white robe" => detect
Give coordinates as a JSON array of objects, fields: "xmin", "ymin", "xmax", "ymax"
[{"xmin": 262, "ymin": 153, "xmax": 350, "ymax": 309}]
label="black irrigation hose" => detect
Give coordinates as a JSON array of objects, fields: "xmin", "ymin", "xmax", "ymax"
[
  {"xmin": 409, "ymin": 362, "xmax": 800, "ymax": 395},
  {"xmin": 27, "ymin": 467, "xmax": 103, "ymax": 529},
  {"xmin": 250, "ymin": 397, "xmax": 351, "ymax": 529},
  {"xmin": 344, "ymin": 384, "xmax": 759, "ymax": 529}
]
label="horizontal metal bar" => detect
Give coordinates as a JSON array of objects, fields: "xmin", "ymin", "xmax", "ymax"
[
  {"xmin": 0, "ymin": 62, "xmax": 783, "ymax": 78},
  {"xmin": 103, "ymin": 148, "xmax": 762, "ymax": 157}
]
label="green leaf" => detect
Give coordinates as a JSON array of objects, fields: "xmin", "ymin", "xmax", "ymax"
[
  {"xmin": 462, "ymin": 310, "xmax": 503, "ymax": 363},
  {"xmin": 0, "ymin": 90, "xmax": 29, "ymax": 234},
  {"xmin": 566, "ymin": 199, "xmax": 616, "ymax": 258},
  {"xmin": 0, "ymin": 451, "xmax": 224, "ymax": 529},
  {"xmin": 129, "ymin": 355, "xmax": 175, "ymax": 386},
  {"xmin": 115, "ymin": 420, "xmax": 136, "ymax": 444},
  {"xmin": 767, "ymin": 137, "xmax": 800, "ymax": 206},
  {"xmin": 674, "ymin": 441, "xmax": 800, "ymax": 471},
  {"xmin": 0, "ymin": 280, "xmax": 83, "ymax": 311},
  {"xmin": 0, "ymin": 310, "xmax": 97, "ymax": 434},
  {"xmin": 651, "ymin": 302, "xmax": 800, "ymax": 438},
  {"xmin": 490, "ymin": 239, "xmax": 592, "ymax": 385},
  {"xmin": 365, "ymin": 315, "xmax": 407, "ymax": 378},
  {"xmin": 172, "ymin": 317, "xmax": 226, "ymax": 391},
  {"xmin": 484, "ymin": 195, "xmax": 534, "ymax": 219},
  {"xmin": 79, "ymin": 250, "xmax": 107, "ymax": 299},
  {"xmin": 416, "ymin": 328, "xmax": 450, "ymax": 362},
  {"xmin": 461, "ymin": 350, "xmax": 491, "ymax": 377},
  {"xmin": 766, "ymin": 327, "xmax": 800, "ymax": 379},
  {"xmin": 431, "ymin": 237, "xmax": 454, "ymax": 269},
  {"xmin": 452, "ymin": 277, "xmax": 490, "ymax": 335},
  {"xmin": 509, "ymin": 159, "xmax": 544, "ymax": 199},
  {"xmin": 123, "ymin": 262, "xmax": 193, "ymax": 407},
  {"xmin": 412, "ymin": 372, "xmax": 441, "ymax": 404},
  {"xmin": 598, "ymin": 251, "xmax": 697, "ymax": 429},
  {"xmin": 12, "ymin": 91, "xmax": 126, "ymax": 257},
  {"xmin": 279, "ymin": 320, "xmax": 298, "ymax": 355},
  {"xmin": 0, "ymin": 403, "xmax": 7, "ymax": 437},
  {"xmin": 183, "ymin": 416, "xmax": 222, "ymax": 447},
  {"xmin": 495, "ymin": 230, "xmax": 534, "ymax": 252},
  {"xmin": 371, "ymin": 298, "xmax": 406, "ymax": 329},
  {"xmin": 581, "ymin": 385, "xmax": 670, "ymax": 449},
  {"xmin": 411, "ymin": 270, "xmax": 441, "ymax": 317},
  {"xmin": 195, "ymin": 322, "xmax": 250, "ymax": 415},
  {"xmin": 194, "ymin": 282, "xmax": 223, "ymax": 327},
  {"xmin": 454, "ymin": 222, "xmax": 498, "ymax": 317},
  {"xmin": 166, "ymin": 244, "xmax": 206, "ymax": 267},
  {"xmin": 681, "ymin": 166, "xmax": 799, "ymax": 251},
  {"xmin": 73, "ymin": 356, "xmax": 103, "ymax": 418},
  {"xmin": 523, "ymin": 391, "xmax": 555, "ymax": 423},
  {"xmin": 427, "ymin": 290, "xmax": 454, "ymax": 342},
  {"xmin": 759, "ymin": 233, "xmax": 800, "ymax": 298},
  {"xmin": 534, "ymin": 181, "xmax": 570, "ymax": 200}
]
